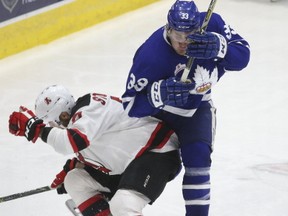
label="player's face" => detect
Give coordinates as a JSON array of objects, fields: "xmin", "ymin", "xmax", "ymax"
[
  {"xmin": 167, "ymin": 28, "xmax": 198, "ymax": 55},
  {"xmin": 59, "ymin": 112, "xmax": 70, "ymax": 127}
]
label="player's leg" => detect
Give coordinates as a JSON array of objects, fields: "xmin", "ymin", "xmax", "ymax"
[
  {"xmin": 110, "ymin": 189, "xmax": 150, "ymax": 216},
  {"xmin": 179, "ymin": 102, "xmax": 216, "ymax": 216},
  {"xmin": 110, "ymin": 150, "xmax": 181, "ymax": 216},
  {"xmin": 64, "ymin": 168, "xmax": 114, "ymax": 216},
  {"xmin": 181, "ymin": 142, "xmax": 212, "ymax": 216}
]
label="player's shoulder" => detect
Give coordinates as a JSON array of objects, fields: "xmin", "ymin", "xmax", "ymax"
[
  {"xmin": 199, "ymin": 12, "xmax": 225, "ymax": 27},
  {"xmin": 200, "ymin": 12, "xmax": 225, "ymax": 32},
  {"xmin": 135, "ymin": 26, "xmax": 170, "ymax": 64},
  {"xmin": 200, "ymin": 11, "xmax": 223, "ymax": 21},
  {"xmin": 72, "ymin": 93, "xmax": 112, "ymax": 112},
  {"xmin": 71, "ymin": 94, "xmax": 91, "ymax": 114}
]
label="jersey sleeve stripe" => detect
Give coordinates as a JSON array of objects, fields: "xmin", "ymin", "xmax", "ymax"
[{"xmin": 67, "ymin": 128, "xmax": 90, "ymax": 152}]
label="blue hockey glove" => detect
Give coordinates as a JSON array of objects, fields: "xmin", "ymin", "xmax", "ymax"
[
  {"xmin": 148, "ymin": 77, "xmax": 195, "ymax": 108},
  {"xmin": 186, "ymin": 32, "xmax": 227, "ymax": 59}
]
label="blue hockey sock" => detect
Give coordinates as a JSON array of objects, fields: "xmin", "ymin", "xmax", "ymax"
[
  {"xmin": 182, "ymin": 166, "xmax": 210, "ymax": 216},
  {"xmin": 180, "ymin": 142, "xmax": 212, "ymax": 216}
]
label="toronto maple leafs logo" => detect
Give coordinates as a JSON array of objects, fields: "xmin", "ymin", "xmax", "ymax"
[
  {"xmin": 190, "ymin": 65, "xmax": 218, "ymax": 95},
  {"xmin": 1, "ymin": 0, "xmax": 18, "ymax": 13}
]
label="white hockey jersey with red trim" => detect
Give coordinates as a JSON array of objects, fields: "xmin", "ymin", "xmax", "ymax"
[{"xmin": 45, "ymin": 93, "xmax": 179, "ymax": 175}]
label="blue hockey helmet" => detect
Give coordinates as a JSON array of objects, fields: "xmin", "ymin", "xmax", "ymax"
[{"xmin": 167, "ymin": 0, "xmax": 200, "ymax": 32}]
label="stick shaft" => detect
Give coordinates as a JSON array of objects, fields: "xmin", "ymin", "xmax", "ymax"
[
  {"xmin": 180, "ymin": 0, "xmax": 218, "ymax": 82},
  {"xmin": 0, "ymin": 186, "xmax": 52, "ymax": 203}
]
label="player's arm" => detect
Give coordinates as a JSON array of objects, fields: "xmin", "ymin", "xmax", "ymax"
[
  {"xmin": 9, "ymin": 94, "xmax": 113, "ymax": 154},
  {"xmin": 147, "ymin": 77, "xmax": 195, "ymax": 109},
  {"xmin": 219, "ymin": 28, "xmax": 250, "ymax": 71},
  {"xmin": 123, "ymin": 54, "xmax": 196, "ymax": 116},
  {"xmin": 122, "ymin": 64, "xmax": 160, "ymax": 118},
  {"xmin": 8, "ymin": 106, "xmax": 45, "ymax": 143},
  {"xmin": 213, "ymin": 13, "xmax": 250, "ymax": 71},
  {"xmin": 186, "ymin": 13, "xmax": 250, "ymax": 70},
  {"xmin": 8, "ymin": 106, "xmax": 90, "ymax": 155}
]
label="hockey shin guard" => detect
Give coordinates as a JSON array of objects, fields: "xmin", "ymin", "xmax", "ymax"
[{"xmin": 78, "ymin": 194, "xmax": 111, "ymax": 216}]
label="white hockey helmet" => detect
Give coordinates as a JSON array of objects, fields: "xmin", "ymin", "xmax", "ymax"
[{"xmin": 35, "ymin": 85, "xmax": 75, "ymax": 123}]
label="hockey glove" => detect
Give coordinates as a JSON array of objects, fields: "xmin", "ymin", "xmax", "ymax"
[
  {"xmin": 186, "ymin": 32, "xmax": 227, "ymax": 59},
  {"xmin": 8, "ymin": 106, "xmax": 45, "ymax": 143},
  {"xmin": 51, "ymin": 158, "xmax": 79, "ymax": 194},
  {"xmin": 148, "ymin": 77, "xmax": 195, "ymax": 108}
]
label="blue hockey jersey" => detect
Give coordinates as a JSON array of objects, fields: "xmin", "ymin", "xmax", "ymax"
[{"xmin": 122, "ymin": 12, "xmax": 250, "ymax": 118}]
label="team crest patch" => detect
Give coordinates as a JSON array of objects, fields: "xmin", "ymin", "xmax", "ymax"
[
  {"xmin": 1, "ymin": 0, "xmax": 18, "ymax": 13},
  {"xmin": 189, "ymin": 65, "xmax": 218, "ymax": 95},
  {"xmin": 196, "ymin": 82, "xmax": 212, "ymax": 93},
  {"xmin": 44, "ymin": 97, "xmax": 52, "ymax": 105}
]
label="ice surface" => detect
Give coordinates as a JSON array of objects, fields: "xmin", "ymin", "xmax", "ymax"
[{"xmin": 1, "ymin": 0, "xmax": 288, "ymax": 215}]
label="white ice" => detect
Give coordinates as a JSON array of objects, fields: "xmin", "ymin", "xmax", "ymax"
[{"xmin": 1, "ymin": 0, "xmax": 288, "ymax": 215}]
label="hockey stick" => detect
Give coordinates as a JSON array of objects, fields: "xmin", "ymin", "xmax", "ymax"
[
  {"xmin": 180, "ymin": 0, "xmax": 218, "ymax": 82},
  {"xmin": 0, "ymin": 186, "xmax": 53, "ymax": 203}
]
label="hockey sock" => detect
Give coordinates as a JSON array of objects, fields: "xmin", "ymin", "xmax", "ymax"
[
  {"xmin": 78, "ymin": 194, "xmax": 111, "ymax": 216},
  {"xmin": 180, "ymin": 142, "xmax": 212, "ymax": 216},
  {"xmin": 182, "ymin": 167, "xmax": 210, "ymax": 216}
]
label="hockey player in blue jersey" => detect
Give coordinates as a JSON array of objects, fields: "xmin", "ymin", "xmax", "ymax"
[{"xmin": 122, "ymin": 0, "xmax": 250, "ymax": 215}]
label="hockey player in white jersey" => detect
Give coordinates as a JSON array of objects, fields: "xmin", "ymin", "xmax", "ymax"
[{"xmin": 8, "ymin": 85, "xmax": 181, "ymax": 216}]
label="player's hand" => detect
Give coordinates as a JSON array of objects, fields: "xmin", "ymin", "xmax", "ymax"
[
  {"xmin": 8, "ymin": 106, "xmax": 45, "ymax": 143},
  {"xmin": 50, "ymin": 158, "xmax": 80, "ymax": 194},
  {"xmin": 148, "ymin": 77, "xmax": 195, "ymax": 108},
  {"xmin": 186, "ymin": 31, "xmax": 227, "ymax": 59}
]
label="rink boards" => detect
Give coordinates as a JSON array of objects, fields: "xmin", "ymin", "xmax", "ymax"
[{"xmin": 0, "ymin": 0, "xmax": 158, "ymax": 60}]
